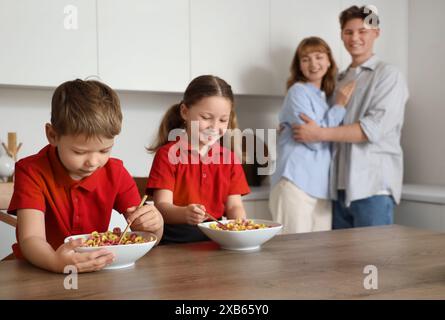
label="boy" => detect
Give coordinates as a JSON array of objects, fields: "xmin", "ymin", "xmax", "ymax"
[
  {"xmin": 8, "ymin": 79, "xmax": 163, "ymax": 273},
  {"xmin": 293, "ymin": 5, "xmax": 409, "ymax": 228}
]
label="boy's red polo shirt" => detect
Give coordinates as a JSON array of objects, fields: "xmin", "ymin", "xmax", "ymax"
[
  {"xmin": 146, "ymin": 141, "xmax": 250, "ymax": 219},
  {"xmin": 8, "ymin": 145, "xmax": 141, "ymax": 258}
]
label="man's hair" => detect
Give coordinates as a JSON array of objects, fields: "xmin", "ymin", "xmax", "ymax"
[
  {"xmin": 339, "ymin": 5, "xmax": 380, "ymax": 30},
  {"xmin": 51, "ymin": 79, "xmax": 122, "ymax": 139}
]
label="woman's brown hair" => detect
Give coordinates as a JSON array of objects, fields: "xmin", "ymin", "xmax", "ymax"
[
  {"xmin": 286, "ymin": 37, "xmax": 338, "ymax": 97},
  {"xmin": 148, "ymin": 75, "xmax": 237, "ymax": 152}
]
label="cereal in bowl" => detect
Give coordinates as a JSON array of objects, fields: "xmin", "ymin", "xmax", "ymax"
[
  {"xmin": 209, "ymin": 218, "xmax": 271, "ymax": 231},
  {"xmin": 82, "ymin": 227, "xmax": 153, "ymax": 247}
]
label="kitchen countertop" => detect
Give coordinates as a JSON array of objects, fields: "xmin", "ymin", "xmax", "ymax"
[
  {"xmin": 1, "ymin": 225, "xmax": 445, "ymax": 299},
  {"xmin": 243, "ymin": 185, "xmax": 271, "ymax": 201},
  {"xmin": 401, "ymin": 184, "xmax": 445, "ymax": 204},
  {"xmin": 244, "ymin": 184, "xmax": 445, "ymax": 204}
]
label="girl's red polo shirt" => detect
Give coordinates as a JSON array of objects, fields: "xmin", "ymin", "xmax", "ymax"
[
  {"xmin": 8, "ymin": 145, "xmax": 141, "ymax": 258},
  {"xmin": 146, "ymin": 141, "xmax": 250, "ymax": 219}
]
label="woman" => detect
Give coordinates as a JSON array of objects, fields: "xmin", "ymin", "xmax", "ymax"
[{"xmin": 270, "ymin": 37, "xmax": 355, "ymax": 234}]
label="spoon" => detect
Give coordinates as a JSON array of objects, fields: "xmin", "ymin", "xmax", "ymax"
[
  {"xmin": 118, "ymin": 195, "xmax": 148, "ymax": 244},
  {"xmin": 205, "ymin": 212, "xmax": 226, "ymax": 229}
]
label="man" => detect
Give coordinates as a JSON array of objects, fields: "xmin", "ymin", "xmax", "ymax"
[{"xmin": 293, "ymin": 5, "xmax": 409, "ymax": 229}]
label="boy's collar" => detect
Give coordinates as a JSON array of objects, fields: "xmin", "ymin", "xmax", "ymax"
[
  {"xmin": 48, "ymin": 145, "xmax": 99, "ymax": 191},
  {"xmin": 339, "ymin": 55, "xmax": 379, "ymax": 80},
  {"xmin": 359, "ymin": 54, "xmax": 379, "ymax": 71}
]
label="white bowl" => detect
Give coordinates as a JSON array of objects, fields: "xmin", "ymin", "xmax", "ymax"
[
  {"xmin": 198, "ymin": 219, "xmax": 282, "ymax": 251},
  {"xmin": 64, "ymin": 231, "xmax": 157, "ymax": 270}
]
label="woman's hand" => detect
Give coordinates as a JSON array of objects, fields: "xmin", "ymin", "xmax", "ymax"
[
  {"xmin": 184, "ymin": 204, "xmax": 207, "ymax": 225},
  {"xmin": 54, "ymin": 238, "xmax": 114, "ymax": 273},
  {"xmin": 335, "ymin": 81, "xmax": 356, "ymax": 107}
]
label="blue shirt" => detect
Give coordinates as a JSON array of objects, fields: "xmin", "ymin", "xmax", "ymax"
[{"xmin": 271, "ymin": 82, "xmax": 346, "ymax": 199}]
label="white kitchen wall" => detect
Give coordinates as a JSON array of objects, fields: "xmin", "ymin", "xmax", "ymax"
[
  {"xmin": 0, "ymin": 87, "xmax": 284, "ymax": 176},
  {"xmin": 402, "ymin": 0, "xmax": 445, "ymax": 185},
  {"xmin": 0, "ymin": 87, "xmax": 182, "ymax": 176}
]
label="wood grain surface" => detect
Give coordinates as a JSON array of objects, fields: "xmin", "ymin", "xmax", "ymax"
[{"xmin": 1, "ymin": 225, "xmax": 444, "ymax": 299}]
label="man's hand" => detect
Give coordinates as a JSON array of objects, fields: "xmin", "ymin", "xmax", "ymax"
[{"xmin": 292, "ymin": 114, "xmax": 322, "ymax": 142}]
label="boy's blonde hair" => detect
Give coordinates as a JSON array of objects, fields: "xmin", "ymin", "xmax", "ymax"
[{"xmin": 51, "ymin": 79, "xmax": 122, "ymax": 138}]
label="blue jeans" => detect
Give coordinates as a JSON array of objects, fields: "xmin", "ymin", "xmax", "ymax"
[{"xmin": 333, "ymin": 191, "xmax": 395, "ymax": 229}]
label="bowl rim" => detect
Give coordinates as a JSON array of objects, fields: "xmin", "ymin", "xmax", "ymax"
[
  {"xmin": 198, "ymin": 219, "xmax": 283, "ymax": 233},
  {"xmin": 64, "ymin": 231, "xmax": 157, "ymax": 249}
]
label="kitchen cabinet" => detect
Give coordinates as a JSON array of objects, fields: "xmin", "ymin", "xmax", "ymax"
[
  {"xmin": 0, "ymin": 222, "xmax": 14, "ymax": 261},
  {"xmin": 395, "ymin": 184, "xmax": 445, "ymax": 232},
  {"xmin": 0, "ymin": 0, "xmax": 408, "ymax": 94},
  {"xmin": 243, "ymin": 186, "xmax": 272, "ymax": 220},
  {"xmin": 0, "ymin": 182, "xmax": 15, "ymax": 261},
  {"xmin": 190, "ymin": 0, "xmax": 342, "ymax": 96},
  {"xmin": 0, "ymin": 0, "xmax": 97, "ymax": 87},
  {"xmin": 270, "ymin": 0, "xmax": 409, "ymax": 83},
  {"xmin": 244, "ymin": 199, "xmax": 272, "ymax": 220},
  {"xmin": 97, "ymin": 0, "xmax": 189, "ymax": 92},
  {"xmin": 395, "ymin": 201, "xmax": 445, "ymax": 232},
  {"xmin": 190, "ymin": 0, "xmax": 272, "ymax": 95},
  {"xmin": 270, "ymin": 0, "xmax": 342, "ymax": 94}
]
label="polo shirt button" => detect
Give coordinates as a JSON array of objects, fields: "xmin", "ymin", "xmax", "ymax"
[{"xmin": 202, "ymin": 173, "xmax": 207, "ymax": 178}]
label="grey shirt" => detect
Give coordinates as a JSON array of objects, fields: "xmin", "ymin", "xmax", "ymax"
[{"xmin": 330, "ymin": 55, "xmax": 409, "ymax": 205}]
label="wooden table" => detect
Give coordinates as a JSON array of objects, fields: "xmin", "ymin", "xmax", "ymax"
[{"xmin": 1, "ymin": 225, "xmax": 445, "ymax": 299}]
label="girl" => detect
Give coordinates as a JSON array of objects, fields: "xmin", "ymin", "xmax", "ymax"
[
  {"xmin": 146, "ymin": 75, "xmax": 250, "ymax": 243},
  {"xmin": 270, "ymin": 37, "xmax": 355, "ymax": 234}
]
